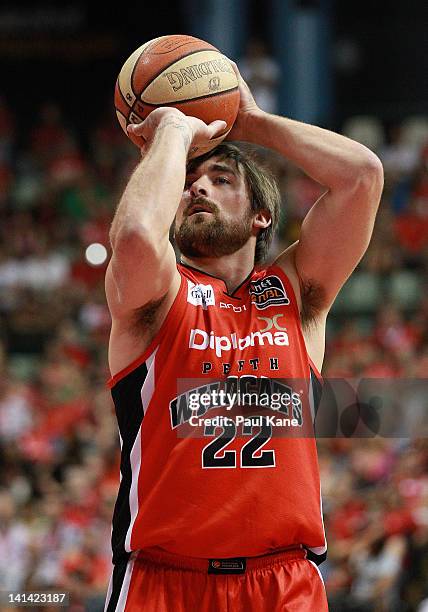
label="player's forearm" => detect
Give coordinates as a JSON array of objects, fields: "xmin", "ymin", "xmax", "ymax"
[
  {"xmin": 110, "ymin": 123, "xmax": 189, "ymax": 248},
  {"xmin": 244, "ymin": 111, "xmax": 383, "ymax": 192}
]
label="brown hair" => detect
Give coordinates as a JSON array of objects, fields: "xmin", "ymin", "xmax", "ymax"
[{"xmin": 186, "ymin": 143, "xmax": 281, "ymax": 264}]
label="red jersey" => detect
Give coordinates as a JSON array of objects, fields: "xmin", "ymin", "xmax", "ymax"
[{"xmin": 107, "ymin": 262, "xmax": 327, "ymax": 565}]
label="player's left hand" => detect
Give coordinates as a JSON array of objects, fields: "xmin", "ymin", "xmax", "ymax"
[{"xmin": 226, "ymin": 61, "xmax": 263, "ymax": 142}]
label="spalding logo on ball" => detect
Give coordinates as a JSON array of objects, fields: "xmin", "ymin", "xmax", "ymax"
[{"xmin": 114, "ymin": 34, "xmax": 240, "ymax": 157}]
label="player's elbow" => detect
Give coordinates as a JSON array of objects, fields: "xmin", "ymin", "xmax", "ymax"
[
  {"xmin": 349, "ymin": 151, "xmax": 384, "ymax": 205},
  {"xmin": 361, "ymin": 151, "xmax": 384, "ymax": 191}
]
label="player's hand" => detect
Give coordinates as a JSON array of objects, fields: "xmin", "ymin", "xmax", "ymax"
[
  {"xmin": 127, "ymin": 108, "xmax": 226, "ymax": 154},
  {"xmin": 226, "ymin": 61, "xmax": 263, "ymax": 142}
]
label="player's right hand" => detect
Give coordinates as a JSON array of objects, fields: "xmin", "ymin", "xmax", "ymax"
[
  {"xmin": 226, "ymin": 61, "xmax": 261, "ymax": 142},
  {"xmin": 127, "ymin": 108, "xmax": 226, "ymax": 153}
]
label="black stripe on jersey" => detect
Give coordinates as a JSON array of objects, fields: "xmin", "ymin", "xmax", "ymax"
[
  {"xmin": 105, "ymin": 553, "xmax": 131, "ymax": 612},
  {"xmin": 307, "ymin": 365, "xmax": 327, "ymax": 566},
  {"xmin": 110, "ymin": 361, "xmax": 148, "ymax": 564},
  {"xmin": 309, "ymin": 366, "xmax": 323, "ymax": 421}
]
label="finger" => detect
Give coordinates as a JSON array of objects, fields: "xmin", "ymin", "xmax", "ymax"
[
  {"xmin": 229, "ymin": 60, "xmax": 242, "ymax": 79},
  {"xmin": 207, "ymin": 120, "xmax": 227, "ymax": 138},
  {"xmin": 127, "ymin": 121, "xmax": 145, "ymax": 136}
]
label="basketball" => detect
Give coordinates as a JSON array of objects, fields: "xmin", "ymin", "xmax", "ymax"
[{"xmin": 114, "ymin": 34, "xmax": 240, "ymax": 157}]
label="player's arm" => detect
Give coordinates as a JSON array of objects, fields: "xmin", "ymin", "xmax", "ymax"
[
  {"xmin": 106, "ymin": 108, "xmax": 226, "ymax": 319},
  {"xmin": 229, "ymin": 65, "xmax": 384, "ymax": 314}
]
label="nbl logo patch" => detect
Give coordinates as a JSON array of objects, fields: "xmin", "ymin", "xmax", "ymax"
[{"xmin": 249, "ymin": 275, "xmax": 290, "ymax": 310}]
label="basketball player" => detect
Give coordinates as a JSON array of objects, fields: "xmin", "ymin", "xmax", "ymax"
[{"xmin": 103, "ymin": 64, "xmax": 383, "ymax": 611}]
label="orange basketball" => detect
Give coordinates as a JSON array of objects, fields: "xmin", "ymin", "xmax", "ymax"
[{"xmin": 114, "ymin": 35, "xmax": 240, "ymax": 157}]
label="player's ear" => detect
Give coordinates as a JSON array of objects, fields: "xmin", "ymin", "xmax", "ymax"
[{"xmin": 253, "ymin": 211, "xmax": 271, "ymax": 229}]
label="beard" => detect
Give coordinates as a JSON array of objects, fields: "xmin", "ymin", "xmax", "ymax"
[{"xmin": 174, "ymin": 198, "xmax": 254, "ymax": 258}]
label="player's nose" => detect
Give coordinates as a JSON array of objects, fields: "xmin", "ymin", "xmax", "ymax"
[{"xmin": 190, "ymin": 177, "xmax": 210, "ymax": 198}]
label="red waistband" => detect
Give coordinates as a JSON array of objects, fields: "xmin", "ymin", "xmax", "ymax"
[{"xmin": 135, "ymin": 546, "xmax": 307, "ymax": 573}]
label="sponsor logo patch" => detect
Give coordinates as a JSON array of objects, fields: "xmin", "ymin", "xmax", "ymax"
[
  {"xmin": 208, "ymin": 558, "xmax": 246, "ymax": 574},
  {"xmin": 187, "ymin": 280, "xmax": 215, "ymax": 309},
  {"xmin": 257, "ymin": 314, "xmax": 286, "ymax": 331},
  {"xmin": 249, "ymin": 275, "xmax": 290, "ymax": 310},
  {"xmin": 189, "ymin": 327, "xmax": 289, "ymax": 357},
  {"xmin": 219, "ymin": 302, "xmax": 247, "ymax": 313}
]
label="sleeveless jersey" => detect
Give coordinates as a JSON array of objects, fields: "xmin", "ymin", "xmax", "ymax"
[{"xmin": 108, "ymin": 262, "xmax": 327, "ymax": 565}]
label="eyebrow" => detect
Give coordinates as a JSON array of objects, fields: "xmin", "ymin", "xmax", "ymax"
[
  {"xmin": 207, "ymin": 163, "xmax": 238, "ymax": 177},
  {"xmin": 185, "ymin": 162, "xmax": 239, "ymax": 181}
]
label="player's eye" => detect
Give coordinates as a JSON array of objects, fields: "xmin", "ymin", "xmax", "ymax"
[{"xmin": 215, "ymin": 176, "xmax": 230, "ymax": 185}]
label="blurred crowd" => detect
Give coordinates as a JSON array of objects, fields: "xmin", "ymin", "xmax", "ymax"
[{"xmin": 0, "ymin": 70, "xmax": 427, "ymax": 612}]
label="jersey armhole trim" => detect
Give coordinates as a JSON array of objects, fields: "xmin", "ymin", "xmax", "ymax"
[
  {"xmin": 267, "ymin": 263, "xmax": 301, "ymax": 321},
  {"xmin": 309, "ymin": 357, "xmax": 323, "ymax": 381},
  {"xmin": 106, "ymin": 270, "xmax": 186, "ymax": 389},
  {"xmin": 269, "ymin": 264, "xmax": 323, "ymax": 381}
]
